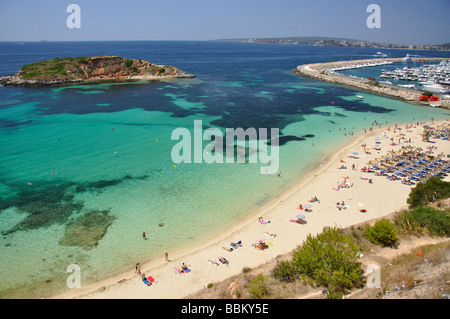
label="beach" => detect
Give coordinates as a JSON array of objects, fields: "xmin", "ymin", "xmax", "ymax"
[{"xmin": 54, "ymin": 118, "xmax": 450, "ymax": 299}]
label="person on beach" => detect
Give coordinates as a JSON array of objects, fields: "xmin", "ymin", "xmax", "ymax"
[
  {"xmin": 135, "ymin": 263, "xmax": 141, "ymax": 275},
  {"xmin": 165, "ymin": 251, "xmax": 169, "ymax": 261},
  {"xmin": 209, "ymin": 259, "xmax": 219, "ymax": 266},
  {"xmin": 219, "ymin": 257, "xmax": 229, "ymax": 265},
  {"xmin": 264, "ymin": 231, "xmax": 277, "ymax": 238},
  {"xmin": 142, "ymin": 232, "xmax": 147, "ymax": 239},
  {"xmin": 310, "ymin": 196, "xmax": 319, "ymax": 203}
]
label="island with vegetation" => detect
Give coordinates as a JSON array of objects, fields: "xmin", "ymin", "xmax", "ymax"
[{"xmin": 0, "ymin": 55, "xmax": 194, "ymax": 86}]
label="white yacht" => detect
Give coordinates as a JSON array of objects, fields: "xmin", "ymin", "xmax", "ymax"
[
  {"xmin": 374, "ymin": 52, "xmax": 388, "ymax": 58},
  {"xmin": 402, "ymin": 54, "xmax": 413, "ymax": 63},
  {"xmin": 421, "ymin": 83, "xmax": 450, "ymax": 94},
  {"xmin": 398, "ymin": 84, "xmax": 416, "ymax": 89}
]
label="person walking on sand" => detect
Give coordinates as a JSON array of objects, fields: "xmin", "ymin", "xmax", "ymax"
[
  {"xmin": 165, "ymin": 251, "xmax": 169, "ymax": 261},
  {"xmin": 135, "ymin": 263, "xmax": 141, "ymax": 275},
  {"xmin": 142, "ymin": 231, "xmax": 147, "ymax": 239}
]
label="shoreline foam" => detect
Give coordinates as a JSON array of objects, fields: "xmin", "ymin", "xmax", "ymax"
[{"xmin": 53, "ymin": 118, "xmax": 450, "ymax": 299}]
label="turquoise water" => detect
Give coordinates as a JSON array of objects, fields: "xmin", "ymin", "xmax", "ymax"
[{"xmin": 0, "ymin": 41, "xmax": 449, "ymax": 298}]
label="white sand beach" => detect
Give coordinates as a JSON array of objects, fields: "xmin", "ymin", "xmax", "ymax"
[{"xmin": 54, "ymin": 119, "xmax": 450, "ymax": 299}]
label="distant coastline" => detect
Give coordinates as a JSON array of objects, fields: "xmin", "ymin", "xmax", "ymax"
[
  {"xmin": 218, "ymin": 37, "xmax": 450, "ymax": 52},
  {"xmin": 294, "ymin": 57, "xmax": 450, "ymax": 109}
]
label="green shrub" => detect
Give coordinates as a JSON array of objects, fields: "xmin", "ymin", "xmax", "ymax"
[
  {"xmin": 75, "ymin": 65, "xmax": 85, "ymax": 75},
  {"xmin": 407, "ymin": 176, "xmax": 450, "ymax": 208},
  {"xmin": 395, "ymin": 206, "xmax": 450, "ymax": 237},
  {"xmin": 364, "ymin": 219, "xmax": 398, "ymax": 247},
  {"xmin": 291, "ymin": 227, "xmax": 362, "ymax": 295},
  {"xmin": 125, "ymin": 59, "xmax": 133, "ymax": 68},
  {"xmin": 22, "ymin": 70, "xmax": 40, "ymax": 78},
  {"xmin": 158, "ymin": 67, "xmax": 165, "ymax": 74},
  {"xmin": 77, "ymin": 57, "xmax": 89, "ymax": 64},
  {"xmin": 326, "ymin": 290, "xmax": 343, "ymax": 299},
  {"xmin": 272, "ymin": 260, "xmax": 297, "ymax": 282},
  {"xmin": 242, "ymin": 267, "xmax": 252, "ymax": 274},
  {"xmin": 248, "ymin": 274, "xmax": 270, "ymax": 299}
]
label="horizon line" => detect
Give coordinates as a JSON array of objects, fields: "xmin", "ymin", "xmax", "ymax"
[{"xmin": 0, "ymin": 36, "xmax": 448, "ymax": 46}]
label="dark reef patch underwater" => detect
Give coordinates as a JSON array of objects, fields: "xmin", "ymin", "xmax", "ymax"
[
  {"xmin": 59, "ymin": 210, "xmax": 115, "ymax": 249},
  {"xmin": 0, "ymin": 174, "xmax": 143, "ymax": 247}
]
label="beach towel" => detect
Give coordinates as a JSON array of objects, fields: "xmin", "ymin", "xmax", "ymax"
[
  {"xmin": 148, "ymin": 276, "xmax": 158, "ymax": 283},
  {"xmin": 142, "ymin": 278, "xmax": 151, "ymax": 286}
]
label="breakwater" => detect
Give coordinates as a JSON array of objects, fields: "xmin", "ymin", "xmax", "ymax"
[{"xmin": 294, "ymin": 58, "xmax": 450, "ymax": 109}]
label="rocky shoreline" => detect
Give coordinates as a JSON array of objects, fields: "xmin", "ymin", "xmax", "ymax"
[
  {"xmin": 0, "ymin": 55, "xmax": 194, "ymax": 87},
  {"xmin": 294, "ymin": 57, "xmax": 450, "ymax": 109},
  {"xmin": 0, "ymin": 72, "xmax": 195, "ymax": 87}
]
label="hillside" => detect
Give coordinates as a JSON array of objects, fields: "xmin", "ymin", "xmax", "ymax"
[
  {"xmin": 219, "ymin": 37, "xmax": 450, "ymax": 51},
  {"xmin": 0, "ymin": 55, "xmax": 194, "ymax": 86}
]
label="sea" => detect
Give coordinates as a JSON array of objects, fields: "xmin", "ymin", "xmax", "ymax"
[{"xmin": 0, "ymin": 41, "xmax": 449, "ymax": 298}]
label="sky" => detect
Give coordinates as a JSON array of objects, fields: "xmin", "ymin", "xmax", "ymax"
[{"xmin": 0, "ymin": 0, "xmax": 449, "ymax": 44}]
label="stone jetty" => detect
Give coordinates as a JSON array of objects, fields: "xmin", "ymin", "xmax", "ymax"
[{"xmin": 294, "ymin": 58, "xmax": 450, "ymax": 109}]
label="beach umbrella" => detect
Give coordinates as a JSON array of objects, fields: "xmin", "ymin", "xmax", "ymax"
[
  {"xmin": 303, "ymin": 204, "xmax": 311, "ymax": 209},
  {"xmin": 296, "ymin": 214, "xmax": 306, "ymax": 220},
  {"xmin": 256, "ymin": 238, "xmax": 265, "ymax": 242},
  {"xmin": 352, "ymin": 152, "xmax": 358, "ymax": 155},
  {"xmin": 358, "ymin": 203, "xmax": 365, "ymax": 207}
]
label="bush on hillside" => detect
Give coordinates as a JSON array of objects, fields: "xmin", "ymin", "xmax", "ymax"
[
  {"xmin": 395, "ymin": 206, "xmax": 450, "ymax": 237},
  {"xmin": 407, "ymin": 176, "xmax": 450, "ymax": 208},
  {"xmin": 291, "ymin": 227, "xmax": 362, "ymax": 295},
  {"xmin": 248, "ymin": 274, "xmax": 270, "ymax": 299},
  {"xmin": 272, "ymin": 260, "xmax": 298, "ymax": 283},
  {"xmin": 364, "ymin": 219, "xmax": 398, "ymax": 247}
]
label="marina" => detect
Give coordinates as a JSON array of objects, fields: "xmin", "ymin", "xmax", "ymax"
[
  {"xmin": 380, "ymin": 59, "xmax": 450, "ymax": 94},
  {"xmin": 296, "ymin": 57, "xmax": 450, "ymax": 108}
]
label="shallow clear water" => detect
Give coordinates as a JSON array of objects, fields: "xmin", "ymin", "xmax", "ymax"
[{"xmin": 0, "ymin": 41, "xmax": 449, "ymax": 298}]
